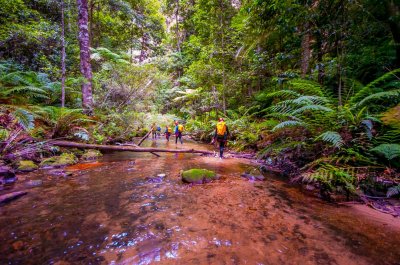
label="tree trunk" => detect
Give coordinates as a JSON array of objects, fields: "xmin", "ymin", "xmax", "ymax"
[
  {"xmin": 175, "ymin": 0, "xmax": 180, "ymax": 53},
  {"xmin": 76, "ymin": 0, "xmax": 94, "ymax": 115},
  {"xmin": 89, "ymin": 0, "xmax": 95, "ymax": 47},
  {"xmin": 386, "ymin": 0, "xmax": 400, "ymax": 67},
  {"xmin": 50, "ymin": 140, "xmax": 214, "ymax": 155},
  {"xmin": 139, "ymin": 26, "xmax": 146, "ymax": 63},
  {"xmin": 137, "ymin": 130, "xmax": 152, "ymax": 146},
  {"xmin": 61, "ymin": 0, "xmax": 66, "ymax": 108},
  {"xmin": 220, "ymin": 0, "xmax": 226, "ymax": 114},
  {"xmin": 301, "ymin": 28, "xmax": 311, "ymax": 78}
]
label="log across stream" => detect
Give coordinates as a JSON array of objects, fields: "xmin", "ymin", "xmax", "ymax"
[{"xmin": 50, "ymin": 140, "xmax": 214, "ymax": 156}]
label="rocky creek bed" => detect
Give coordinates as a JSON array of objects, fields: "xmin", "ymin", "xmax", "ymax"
[{"xmin": 0, "ymin": 139, "xmax": 400, "ymax": 264}]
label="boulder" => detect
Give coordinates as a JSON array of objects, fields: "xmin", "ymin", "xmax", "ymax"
[
  {"xmin": 0, "ymin": 165, "xmax": 16, "ymax": 185},
  {"xmin": 40, "ymin": 153, "xmax": 78, "ymax": 168},
  {"xmin": 241, "ymin": 168, "xmax": 266, "ymax": 181},
  {"xmin": 17, "ymin": 160, "xmax": 38, "ymax": 172},
  {"xmin": 81, "ymin": 150, "xmax": 102, "ymax": 161},
  {"xmin": 181, "ymin": 169, "xmax": 218, "ymax": 184}
]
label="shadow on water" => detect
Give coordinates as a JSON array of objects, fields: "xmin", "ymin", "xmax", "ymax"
[{"xmin": 1, "ymin": 138, "xmax": 400, "ymax": 264}]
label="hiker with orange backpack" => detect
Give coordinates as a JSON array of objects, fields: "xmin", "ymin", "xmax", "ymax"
[
  {"xmin": 164, "ymin": 125, "xmax": 173, "ymax": 141},
  {"xmin": 211, "ymin": 118, "xmax": 229, "ymax": 159},
  {"xmin": 174, "ymin": 121, "xmax": 184, "ymax": 144}
]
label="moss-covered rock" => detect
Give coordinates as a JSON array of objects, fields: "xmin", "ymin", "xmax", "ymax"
[
  {"xmin": 81, "ymin": 150, "xmax": 102, "ymax": 161},
  {"xmin": 40, "ymin": 153, "xmax": 78, "ymax": 168},
  {"xmin": 181, "ymin": 168, "xmax": 218, "ymax": 184},
  {"xmin": 17, "ymin": 160, "xmax": 38, "ymax": 172}
]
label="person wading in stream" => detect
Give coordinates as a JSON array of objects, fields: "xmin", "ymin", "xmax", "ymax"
[
  {"xmin": 165, "ymin": 125, "xmax": 172, "ymax": 141},
  {"xmin": 211, "ymin": 118, "xmax": 229, "ymax": 159},
  {"xmin": 174, "ymin": 121, "xmax": 184, "ymax": 144},
  {"xmin": 151, "ymin": 123, "xmax": 157, "ymax": 140}
]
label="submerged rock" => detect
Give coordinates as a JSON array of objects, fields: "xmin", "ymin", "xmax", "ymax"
[
  {"xmin": 181, "ymin": 169, "xmax": 218, "ymax": 184},
  {"xmin": 81, "ymin": 150, "xmax": 102, "ymax": 161},
  {"xmin": 241, "ymin": 168, "xmax": 266, "ymax": 181},
  {"xmin": 241, "ymin": 173, "xmax": 265, "ymax": 181},
  {"xmin": 0, "ymin": 165, "xmax": 16, "ymax": 185},
  {"xmin": 48, "ymin": 169, "xmax": 73, "ymax": 177},
  {"xmin": 40, "ymin": 153, "xmax": 78, "ymax": 168},
  {"xmin": 17, "ymin": 160, "xmax": 38, "ymax": 172},
  {"xmin": 26, "ymin": 180, "xmax": 43, "ymax": 187}
]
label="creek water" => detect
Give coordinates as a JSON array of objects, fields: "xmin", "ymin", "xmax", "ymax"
[{"xmin": 1, "ymin": 139, "xmax": 400, "ymax": 265}]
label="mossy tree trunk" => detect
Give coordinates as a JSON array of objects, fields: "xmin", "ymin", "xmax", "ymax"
[{"xmin": 77, "ymin": 0, "xmax": 94, "ymax": 115}]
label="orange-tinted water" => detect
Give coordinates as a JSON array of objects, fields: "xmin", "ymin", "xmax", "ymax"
[{"xmin": 0, "ymin": 139, "xmax": 399, "ymax": 264}]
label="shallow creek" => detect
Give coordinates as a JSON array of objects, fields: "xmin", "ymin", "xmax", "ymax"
[{"xmin": 1, "ymin": 139, "xmax": 400, "ymax": 265}]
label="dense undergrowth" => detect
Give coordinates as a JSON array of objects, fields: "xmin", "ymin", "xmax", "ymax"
[{"xmin": 1, "ymin": 0, "xmax": 400, "ymax": 202}]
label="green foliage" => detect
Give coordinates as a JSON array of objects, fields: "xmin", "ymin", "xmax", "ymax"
[
  {"xmin": 315, "ymin": 131, "xmax": 344, "ymax": 149},
  {"xmin": 36, "ymin": 106, "xmax": 94, "ymax": 139},
  {"xmin": 302, "ymin": 165, "xmax": 356, "ymax": 194},
  {"xmin": 371, "ymin": 144, "xmax": 400, "ymax": 161}
]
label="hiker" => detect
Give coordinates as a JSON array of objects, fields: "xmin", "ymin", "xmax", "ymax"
[
  {"xmin": 211, "ymin": 118, "xmax": 229, "ymax": 159},
  {"xmin": 174, "ymin": 121, "xmax": 184, "ymax": 144},
  {"xmin": 151, "ymin": 123, "xmax": 157, "ymax": 140},
  {"xmin": 156, "ymin": 125, "xmax": 162, "ymax": 137},
  {"xmin": 164, "ymin": 125, "xmax": 172, "ymax": 141}
]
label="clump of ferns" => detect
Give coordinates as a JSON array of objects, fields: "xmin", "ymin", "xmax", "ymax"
[{"xmin": 301, "ymin": 164, "xmax": 357, "ymax": 200}]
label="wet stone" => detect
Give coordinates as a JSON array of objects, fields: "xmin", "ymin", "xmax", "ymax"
[
  {"xmin": 240, "ymin": 173, "xmax": 265, "ymax": 181},
  {"xmin": 0, "ymin": 165, "xmax": 16, "ymax": 185},
  {"xmin": 17, "ymin": 160, "xmax": 38, "ymax": 172},
  {"xmin": 146, "ymin": 174, "xmax": 166, "ymax": 183},
  {"xmin": 12, "ymin": 240, "xmax": 25, "ymax": 250},
  {"xmin": 26, "ymin": 180, "xmax": 43, "ymax": 187},
  {"xmin": 298, "ymin": 247, "xmax": 309, "ymax": 256},
  {"xmin": 181, "ymin": 169, "xmax": 218, "ymax": 184},
  {"xmin": 48, "ymin": 169, "xmax": 73, "ymax": 177}
]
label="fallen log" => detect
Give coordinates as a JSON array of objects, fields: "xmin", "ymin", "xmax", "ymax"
[
  {"xmin": 0, "ymin": 191, "xmax": 27, "ymax": 204},
  {"xmin": 50, "ymin": 140, "xmax": 213, "ymax": 155},
  {"xmin": 137, "ymin": 130, "xmax": 152, "ymax": 146}
]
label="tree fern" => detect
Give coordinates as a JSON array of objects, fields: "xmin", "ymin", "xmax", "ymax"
[
  {"xmin": 291, "ymin": 105, "xmax": 333, "ymax": 115},
  {"xmin": 350, "ymin": 68, "xmax": 400, "ymax": 106},
  {"xmin": 255, "ymin": 89, "xmax": 301, "ymax": 102},
  {"xmin": 315, "ymin": 131, "xmax": 344, "ymax": 149},
  {"xmin": 371, "ymin": 144, "xmax": 400, "ymax": 160},
  {"xmin": 10, "ymin": 108, "xmax": 35, "ymax": 130},
  {"xmin": 293, "ymin": 95, "xmax": 328, "ymax": 105},
  {"xmin": 272, "ymin": 120, "xmax": 306, "ymax": 131},
  {"xmin": 287, "ymin": 79, "xmax": 325, "ymax": 97},
  {"xmin": 356, "ymin": 89, "xmax": 400, "ymax": 109}
]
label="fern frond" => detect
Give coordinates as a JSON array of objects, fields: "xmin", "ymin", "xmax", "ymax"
[
  {"xmin": 287, "ymin": 79, "xmax": 325, "ymax": 96},
  {"xmin": 11, "ymin": 108, "xmax": 35, "ymax": 130},
  {"xmin": 255, "ymin": 89, "xmax": 301, "ymax": 102},
  {"xmin": 315, "ymin": 131, "xmax": 344, "ymax": 148},
  {"xmin": 356, "ymin": 89, "xmax": 400, "ymax": 108},
  {"xmin": 272, "ymin": 120, "xmax": 306, "ymax": 131},
  {"xmin": 291, "ymin": 105, "xmax": 333, "ymax": 115},
  {"xmin": 371, "ymin": 144, "xmax": 400, "ymax": 160}
]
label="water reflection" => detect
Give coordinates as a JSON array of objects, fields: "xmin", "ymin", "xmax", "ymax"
[{"xmin": 0, "ymin": 139, "xmax": 399, "ymax": 264}]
